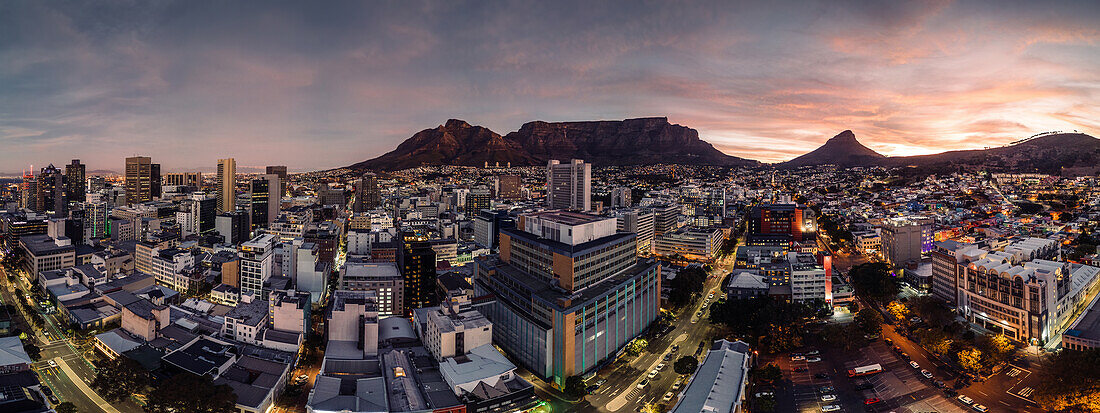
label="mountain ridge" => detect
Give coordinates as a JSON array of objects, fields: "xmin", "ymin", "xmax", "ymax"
[
  {"xmin": 346, "ymin": 119, "xmax": 1099, "ymax": 175},
  {"xmin": 348, "ymin": 117, "xmax": 759, "ymax": 170}
]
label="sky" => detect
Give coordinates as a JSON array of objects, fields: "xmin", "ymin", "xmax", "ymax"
[{"xmin": 2, "ymin": 0, "xmax": 1099, "ymax": 172}]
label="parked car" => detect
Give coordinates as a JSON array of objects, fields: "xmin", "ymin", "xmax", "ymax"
[
  {"xmin": 901, "ymin": 352, "xmax": 911, "ymax": 360},
  {"xmin": 671, "ymin": 381, "xmax": 682, "ymax": 391},
  {"xmin": 821, "ymin": 394, "xmax": 836, "ymax": 402},
  {"xmin": 820, "ymin": 386, "xmax": 835, "ymax": 393},
  {"xmin": 637, "ymin": 379, "xmax": 649, "ymax": 389},
  {"xmin": 586, "ymin": 384, "xmax": 600, "ymax": 393},
  {"xmin": 663, "ymin": 353, "xmax": 673, "ymax": 361},
  {"xmin": 821, "ymin": 405, "xmax": 841, "ymax": 412},
  {"xmin": 662, "ymin": 392, "xmax": 675, "ymax": 402},
  {"xmin": 921, "ymin": 369, "xmax": 933, "ymax": 379},
  {"xmin": 884, "ymin": 338, "xmax": 893, "ymax": 345},
  {"xmin": 865, "ymin": 398, "xmax": 882, "ymax": 405},
  {"xmin": 807, "ymin": 357, "xmax": 822, "ymax": 363},
  {"xmin": 910, "ymin": 361, "xmax": 920, "ymax": 369},
  {"xmin": 671, "ymin": 345, "xmax": 679, "ymax": 352},
  {"xmin": 957, "ymin": 395, "xmax": 974, "ymax": 405},
  {"xmin": 934, "ymin": 380, "xmax": 946, "ymax": 388},
  {"xmin": 806, "ymin": 350, "xmax": 820, "ymax": 355},
  {"xmin": 791, "ymin": 355, "xmax": 806, "ymax": 361},
  {"xmin": 48, "ymin": 360, "xmax": 57, "ymax": 368},
  {"xmin": 755, "ymin": 391, "xmax": 774, "ymax": 397},
  {"xmin": 972, "ymin": 404, "xmax": 989, "ymax": 412},
  {"xmin": 647, "ymin": 369, "xmax": 659, "ymax": 379},
  {"xmin": 47, "ymin": 394, "xmax": 59, "ymax": 404},
  {"xmin": 656, "ymin": 363, "xmax": 666, "ymax": 371}
]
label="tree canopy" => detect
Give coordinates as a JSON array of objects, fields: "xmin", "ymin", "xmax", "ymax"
[
  {"xmin": 855, "ymin": 308, "xmax": 883, "ymax": 335},
  {"xmin": 849, "ymin": 263, "xmax": 899, "ymax": 303},
  {"xmin": 708, "ymin": 296, "xmax": 818, "ymax": 353},
  {"xmin": 1034, "ymin": 348, "xmax": 1100, "ymax": 412},
  {"xmin": 144, "ymin": 372, "xmax": 237, "ymax": 413},
  {"xmin": 667, "ymin": 266, "xmax": 707, "ymax": 308},
  {"xmin": 563, "ymin": 375, "xmax": 586, "ymax": 398},
  {"xmin": 93, "ymin": 356, "xmax": 151, "ymax": 403},
  {"xmin": 673, "ymin": 356, "xmax": 698, "ymax": 375}
]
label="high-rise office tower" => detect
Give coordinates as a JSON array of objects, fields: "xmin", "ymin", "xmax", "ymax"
[
  {"xmin": 464, "ymin": 187, "xmax": 491, "ymax": 216},
  {"xmin": 20, "ymin": 170, "xmax": 36, "ymax": 210},
  {"xmin": 163, "ymin": 172, "xmax": 201, "ymax": 188},
  {"xmin": 239, "ymin": 233, "xmax": 276, "ymax": 299},
  {"xmin": 249, "ymin": 174, "xmax": 280, "ymax": 231},
  {"xmin": 179, "ymin": 192, "xmax": 218, "ymax": 236},
  {"xmin": 216, "ymin": 158, "xmax": 236, "ymax": 213},
  {"xmin": 495, "ymin": 175, "xmax": 521, "ymax": 200},
  {"xmin": 36, "ymin": 164, "xmax": 66, "ymax": 215},
  {"xmin": 614, "ymin": 208, "xmax": 655, "ymax": 255},
  {"xmin": 546, "ymin": 159, "xmax": 591, "ymax": 211},
  {"xmin": 150, "ymin": 163, "xmax": 161, "ymax": 199},
  {"xmin": 398, "ymin": 232, "xmax": 438, "ymax": 313},
  {"xmin": 652, "ymin": 203, "xmax": 680, "ymax": 236},
  {"xmin": 747, "ymin": 203, "xmax": 816, "ymax": 247},
  {"xmin": 353, "ymin": 173, "xmax": 380, "ymax": 213},
  {"xmin": 216, "ymin": 211, "xmax": 250, "ymax": 245},
  {"xmin": 610, "ymin": 187, "xmax": 632, "ymax": 208},
  {"xmin": 64, "ymin": 159, "xmax": 85, "ymax": 207},
  {"xmin": 87, "ymin": 176, "xmax": 106, "ymax": 194},
  {"xmin": 125, "ymin": 156, "xmax": 159, "ymax": 204},
  {"xmin": 83, "ymin": 199, "xmax": 108, "ymax": 241},
  {"xmin": 475, "ymin": 211, "xmax": 660, "ymax": 385},
  {"xmin": 266, "ymin": 166, "xmax": 287, "ymax": 197}
]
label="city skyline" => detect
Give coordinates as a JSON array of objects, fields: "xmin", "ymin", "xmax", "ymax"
[{"xmin": 2, "ymin": 1, "xmax": 1100, "ymax": 171}]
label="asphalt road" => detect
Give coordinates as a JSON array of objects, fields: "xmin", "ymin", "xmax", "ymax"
[
  {"xmin": 583, "ymin": 267, "xmax": 728, "ymax": 413},
  {"xmin": 0, "ymin": 265, "xmax": 143, "ymax": 413}
]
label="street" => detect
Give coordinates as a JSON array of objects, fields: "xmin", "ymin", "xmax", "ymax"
[
  {"xmin": 0, "ymin": 265, "xmax": 143, "ymax": 413},
  {"xmin": 582, "ymin": 263, "xmax": 728, "ymax": 413}
]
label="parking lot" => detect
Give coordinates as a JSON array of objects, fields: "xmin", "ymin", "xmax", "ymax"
[{"xmin": 771, "ymin": 332, "xmax": 978, "ymax": 413}]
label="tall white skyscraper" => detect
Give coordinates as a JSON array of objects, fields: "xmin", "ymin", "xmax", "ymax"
[{"xmin": 546, "ymin": 159, "xmax": 591, "ymax": 211}]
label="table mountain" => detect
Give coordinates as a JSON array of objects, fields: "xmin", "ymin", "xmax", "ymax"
[
  {"xmin": 348, "ymin": 119, "xmax": 539, "ymax": 171},
  {"xmin": 348, "ymin": 117, "xmax": 757, "ymax": 170}
]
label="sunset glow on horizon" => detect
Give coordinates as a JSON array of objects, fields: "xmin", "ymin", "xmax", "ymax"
[{"xmin": 2, "ymin": 0, "xmax": 1099, "ymax": 169}]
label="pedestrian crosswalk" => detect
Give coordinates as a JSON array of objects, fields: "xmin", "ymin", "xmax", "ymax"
[
  {"xmin": 1006, "ymin": 367, "xmax": 1021, "ymax": 377},
  {"xmin": 1018, "ymin": 387, "xmax": 1034, "ymax": 398}
]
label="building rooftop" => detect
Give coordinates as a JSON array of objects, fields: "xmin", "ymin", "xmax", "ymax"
[
  {"xmin": 727, "ymin": 272, "xmax": 768, "ymax": 290},
  {"xmin": 671, "ymin": 339, "xmax": 751, "ymax": 413},
  {"xmin": 213, "ymin": 355, "xmax": 289, "ymax": 409},
  {"xmin": 1066, "ymin": 292, "xmax": 1100, "ymax": 342},
  {"xmin": 478, "ymin": 255, "xmax": 658, "ymax": 316},
  {"xmin": 0, "ymin": 336, "xmax": 33, "ymax": 367},
  {"xmin": 161, "ymin": 336, "xmax": 237, "ymax": 377},
  {"xmin": 343, "ymin": 261, "xmax": 401, "ymax": 280},
  {"xmin": 225, "ymin": 298, "xmax": 268, "ymax": 327},
  {"xmin": 523, "ymin": 210, "xmax": 608, "ymax": 226},
  {"xmin": 438, "ymin": 344, "xmax": 514, "ymax": 387},
  {"xmin": 19, "ymin": 234, "xmax": 74, "ymax": 256}
]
